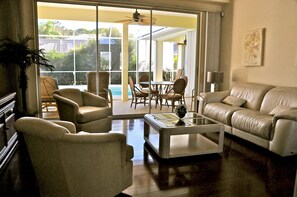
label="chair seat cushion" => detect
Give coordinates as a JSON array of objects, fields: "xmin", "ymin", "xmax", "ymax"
[
  {"xmin": 135, "ymin": 91, "xmax": 148, "ymax": 97},
  {"xmin": 231, "ymin": 109, "xmax": 273, "ymax": 140},
  {"xmin": 42, "ymin": 96, "xmax": 55, "ymax": 102},
  {"xmin": 142, "ymin": 88, "xmax": 159, "ymax": 95},
  {"xmin": 204, "ymin": 102, "xmax": 242, "ymax": 125},
  {"xmin": 161, "ymin": 93, "xmax": 182, "ymax": 100},
  {"xmin": 77, "ymin": 106, "xmax": 112, "ymax": 123}
]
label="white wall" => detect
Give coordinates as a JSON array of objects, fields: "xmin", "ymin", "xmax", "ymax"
[{"xmin": 220, "ymin": 0, "xmax": 297, "ymax": 89}]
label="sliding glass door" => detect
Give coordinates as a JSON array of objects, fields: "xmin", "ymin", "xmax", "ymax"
[{"xmin": 37, "ymin": 2, "xmax": 198, "ymax": 118}]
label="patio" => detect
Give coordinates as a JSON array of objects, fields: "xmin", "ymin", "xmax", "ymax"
[{"xmin": 42, "ymin": 96, "xmax": 194, "ymax": 119}]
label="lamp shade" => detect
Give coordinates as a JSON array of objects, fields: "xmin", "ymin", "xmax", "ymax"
[{"xmin": 207, "ymin": 71, "xmax": 224, "ymax": 83}]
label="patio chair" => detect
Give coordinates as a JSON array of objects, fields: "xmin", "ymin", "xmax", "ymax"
[
  {"xmin": 191, "ymin": 88, "xmax": 195, "ymax": 111},
  {"xmin": 159, "ymin": 78, "xmax": 187, "ymax": 112},
  {"xmin": 175, "ymin": 68, "xmax": 183, "ymax": 80},
  {"xmin": 129, "ymin": 76, "xmax": 149, "ymax": 109},
  {"xmin": 139, "ymin": 74, "xmax": 159, "ymax": 108},
  {"xmin": 40, "ymin": 76, "xmax": 59, "ymax": 111},
  {"xmin": 181, "ymin": 76, "xmax": 188, "ymax": 105},
  {"xmin": 164, "ymin": 68, "xmax": 183, "ymax": 94},
  {"xmin": 86, "ymin": 71, "xmax": 113, "ymax": 109}
]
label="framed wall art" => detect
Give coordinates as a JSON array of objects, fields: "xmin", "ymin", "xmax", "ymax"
[{"xmin": 242, "ymin": 28, "xmax": 265, "ymax": 66}]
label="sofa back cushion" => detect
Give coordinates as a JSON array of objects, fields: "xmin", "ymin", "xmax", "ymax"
[
  {"xmin": 260, "ymin": 86, "xmax": 297, "ymax": 114},
  {"xmin": 230, "ymin": 83, "xmax": 274, "ymax": 110}
]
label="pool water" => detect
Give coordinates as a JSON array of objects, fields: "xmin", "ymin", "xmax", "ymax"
[
  {"xmin": 110, "ymin": 85, "xmax": 132, "ymax": 97},
  {"xmin": 59, "ymin": 85, "xmax": 131, "ymax": 97}
]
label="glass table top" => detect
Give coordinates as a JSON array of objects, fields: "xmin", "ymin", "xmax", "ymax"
[{"xmin": 149, "ymin": 112, "xmax": 217, "ymax": 127}]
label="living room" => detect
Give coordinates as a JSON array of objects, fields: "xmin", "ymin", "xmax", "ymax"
[{"xmin": 0, "ymin": 0, "xmax": 297, "ymax": 196}]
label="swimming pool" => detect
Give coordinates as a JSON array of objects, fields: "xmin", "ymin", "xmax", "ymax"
[
  {"xmin": 59, "ymin": 85, "xmax": 132, "ymax": 97},
  {"xmin": 110, "ymin": 85, "xmax": 132, "ymax": 97}
]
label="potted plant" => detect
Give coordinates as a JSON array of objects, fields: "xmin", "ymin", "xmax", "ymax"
[{"xmin": 0, "ymin": 35, "xmax": 54, "ymax": 115}]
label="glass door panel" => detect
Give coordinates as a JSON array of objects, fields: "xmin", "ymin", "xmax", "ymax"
[
  {"xmin": 38, "ymin": 2, "xmax": 197, "ymax": 118},
  {"xmin": 38, "ymin": 2, "xmax": 97, "ymax": 118}
]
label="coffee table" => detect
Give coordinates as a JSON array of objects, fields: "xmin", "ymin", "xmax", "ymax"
[{"xmin": 144, "ymin": 112, "xmax": 224, "ymax": 159}]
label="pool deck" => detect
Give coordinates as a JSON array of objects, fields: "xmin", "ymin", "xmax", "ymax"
[{"xmin": 43, "ymin": 96, "xmax": 194, "ymax": 119}]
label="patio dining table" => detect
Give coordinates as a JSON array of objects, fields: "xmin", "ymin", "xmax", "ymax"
[
  {"xmin": 139, "ymin": 81, "xmax": 174, "ymax": 107},
  {"xmin": 139, "ymin": 81, "xmax": 174, "ymax": 94}
]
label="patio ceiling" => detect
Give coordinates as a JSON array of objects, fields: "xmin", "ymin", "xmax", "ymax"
[
  {"xmin": 138, "ymin": 27, "xmax": 191, "ymax": 41},
  {"xmin": 38, "ymin": 3, "xmax": 197, "ymax": 29}
]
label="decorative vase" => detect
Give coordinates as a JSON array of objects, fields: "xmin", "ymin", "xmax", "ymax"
[{"xmin": 175, "ymin": 104, "xmax": 187, "ymax": 126}]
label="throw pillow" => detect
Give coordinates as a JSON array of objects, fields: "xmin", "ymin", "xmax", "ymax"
[
  {"xmin": 269, "ymin": 105, "xmax": 295, "ymax": 116},
  {"xmin": 222, "ymin": 95, "xmax": 246, "ymax": 107}
]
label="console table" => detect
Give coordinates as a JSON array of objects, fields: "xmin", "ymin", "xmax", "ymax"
[{"xmin": 0, "ymin": 92, "xmax": 18, "ymax": 172}]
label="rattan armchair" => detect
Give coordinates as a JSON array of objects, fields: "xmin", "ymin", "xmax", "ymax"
[
  {"xmin": 86, "ymin": 71, "xmax": 113, "ymax": 109},
  {"xmin": 128, "ymin": 76, "xmax": 149, "ymax": 109},
  {"xmin": 160, "ymin": 78, "xmax": 187, "ymax": 112},
  {"xmin": 139, "ymin": 74, "xmax": 159, "ymax": 108},
  {"xmin": 40, "ymin": 76, "xmax": 59, "ymax": 111}
]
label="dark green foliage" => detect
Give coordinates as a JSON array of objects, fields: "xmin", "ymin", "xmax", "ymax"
[{"xmin": 0, "ymin": 35, "xmax": 54, "ymax": 113}]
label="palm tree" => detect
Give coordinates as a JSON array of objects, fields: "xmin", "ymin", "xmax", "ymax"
[{"xmin": 0, "ymin": 35, "xmax": 54, "ymax": 114}]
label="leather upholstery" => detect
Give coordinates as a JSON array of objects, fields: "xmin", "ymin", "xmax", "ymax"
[
  {"xmin": 204, "ymin": 102, "xmax": 243, "ymax": 125},
  {"xmin": 260, "ymin": 86, "xmax": 297, "ymax": 114},
  {"xmin": 231, "ymin": 109, "xmax": 272, "ymax": 140},
  {"xmin": 198, "ymin": 82, "xmax": 297, "ymax": 156},
  {"xmin": 230, "ymin": 82, "xmax": 274, "ymax": 110}
]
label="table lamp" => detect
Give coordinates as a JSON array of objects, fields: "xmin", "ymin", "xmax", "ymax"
[{"xmin": 207, "ymin": 71, "xmax": 224, "ymax": 92}]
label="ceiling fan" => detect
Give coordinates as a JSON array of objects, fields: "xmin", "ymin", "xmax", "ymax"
[{"xmin": 115, "ymin": 9, "xmax": 156, "ymax": 25}]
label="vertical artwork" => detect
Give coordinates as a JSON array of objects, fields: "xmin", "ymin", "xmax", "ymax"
[{"xmin": 243, "ymin": 28, "xmax": 265, "ymax": 66}]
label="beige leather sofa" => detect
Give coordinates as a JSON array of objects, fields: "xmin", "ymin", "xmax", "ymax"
[
  {"xmin": 53, "ymin": 88, "xmax": 112, "ymax": 133},
  {"xmin": 198, "ymin": 82, "xmax": 297, "ymax": 157},
  {"xmin": 15, "ymin": 117, "xmax": 134, "ymax": 197}
]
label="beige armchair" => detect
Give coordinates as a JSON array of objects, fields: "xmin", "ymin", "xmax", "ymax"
[
  {"xmin": 15, "ymin": 117, "xmax": 134, "ymax": 197},
  {"xmin": 53, "ymin": 88, "xmax": 112, "ymax": 133}
]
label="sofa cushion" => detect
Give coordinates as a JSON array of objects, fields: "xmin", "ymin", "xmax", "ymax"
[
  {"xmin": 77, "ymin": 106, "xmax": 112, "ymax": 123},
  {"xmin": 260, "ymin": 86, "xmax": 297, "ymax": 114},
  {"xmin": 230, "ymin": 83, "xmax": 274, "ymax": 110},
  {"xmin": 269, "ymin": 105, "xmax": 295, "ymax": 116},
  {"xmin": 203, "ymin": 102, "xmax": 243, "ymax": 125},
  {"xmin": 231, "ymin": 109, "xmax": 273, "ymax": 140},
  {"xmin": 222, "ymin": 95, "xmax": 246, "ymax": 107}
]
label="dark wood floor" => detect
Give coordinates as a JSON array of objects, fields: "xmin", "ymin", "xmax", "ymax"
[{"xmin": 1, "ymin": 118, "xmax": 297, "ymax": 197}]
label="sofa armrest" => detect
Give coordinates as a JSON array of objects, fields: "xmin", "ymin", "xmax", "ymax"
[
  {"xmin": 199, "ymin": 90, "xmax": 230, "ymax": 103},
  {"xmin": 53, "ymin": 94, "xmax": 79, "ymax": 123},
  {"xmin": 81, "ymin": 91, "xmax": 108, "ymax": 107},
  {"xmin": 272, "ymin": 109, "xmax": 297, "ymax": 125},
  {"xmin": 269, "ymin": 110, "xmax": 297, "ymax": 156},
  {"xmin": 198, "ymin": 90, "xmax": 230, "ymax": 114}
]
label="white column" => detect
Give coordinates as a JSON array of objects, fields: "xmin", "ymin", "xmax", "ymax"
[
  {"xmin": 178, "ymin": 44, "xmax": 186, "ymax": 75},
  {"xmin": 121, "ymin": 24, "xmax": 128, "ymax": 101},
  {"xmin": 156, "ymin": 41, "xmax": 163, "ymax": 81}
]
